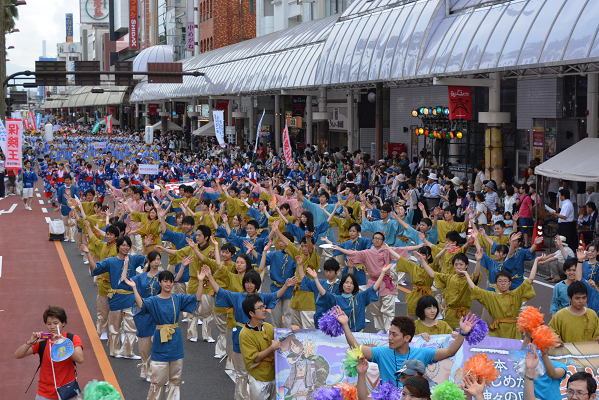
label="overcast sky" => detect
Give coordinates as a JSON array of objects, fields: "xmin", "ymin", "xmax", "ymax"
[{"xmin": 7, "ymin": 0, "xmax": 80, "ymax": 75}]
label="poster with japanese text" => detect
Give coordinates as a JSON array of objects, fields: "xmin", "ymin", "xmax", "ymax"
[
  {"xmin": 5, "ymin": 119, "xmax": 23, "ymax": 169},
  {"xmin": 274, "ymin": 330, "xmax": 599, "ymax": 400}
]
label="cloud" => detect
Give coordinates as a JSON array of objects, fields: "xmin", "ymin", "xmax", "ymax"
[{"xmin": 8, "ymin": 0, "xmax": 80, "ymax": 69}]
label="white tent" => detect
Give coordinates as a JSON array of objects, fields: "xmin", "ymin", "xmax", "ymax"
[
  {"xmin": 534, "ymin": 138, "xmax": 599, "ymax": 181},
  {"xmin": 152, "ymin": 120, "xmax": 183, "ymax": 131},
  {"xmin": 192, "ymin": 121, "xmax": 216, "ymax": 137}
]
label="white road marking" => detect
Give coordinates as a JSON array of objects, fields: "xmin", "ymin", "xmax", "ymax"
[
  {"xmin": 6, "ymin": 204, "xmax": 17, "ymax": 213},
  {"xmin": 0, "ymin": 256, "xmax": 3, "ymax": 277},
  {"xmin": 36, "ymin": 193, "xmax": 41, "ymax": 198},
  {"xmin": 39, "ymin": 200, "xmax": 45, "ymax": 204},
  {"xmin": 45, "ymin": 217, "xmax": 52, "ymax": 223},
  {"xmin": 42, "ymin": 208, "xmax": 48, "ymax": 213}
]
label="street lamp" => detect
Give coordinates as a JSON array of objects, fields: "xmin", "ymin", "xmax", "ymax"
[{"xmin": 7, "ymin": 45, "xmax": 13, "ymax": 49}]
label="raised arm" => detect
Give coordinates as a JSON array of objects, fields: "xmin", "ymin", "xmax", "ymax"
[
  {"xmin": 276, "ymin": 276, "xmax": 298, "ymax": 299},
  {"xmin": 372, "ymin": 264, "xmax": 393, "ymax": 291},
  {"xmin": 335, "ymin": 307, "xmax": 374, "ymax": 361},
  {"xmin": 123, "ymin": 277, "xmax": 143, "ymax": 308},
  {"xmin": 433, "ymin": 314, "xmax": 476, "ymax": 362},
  {"xmin": 528, "ymin": 254, "xmax": 545, "ymax": 283},
  {"xmin": 201, "ymin": 264, "xmax": 220, "ymax": 294},
  {"xmin": 81, "ymin": 245, "xmax": 97, "ymax": 270},
  {"xmin": 414, "ymin": 251, "xmax": 436, "ymax": 279}
]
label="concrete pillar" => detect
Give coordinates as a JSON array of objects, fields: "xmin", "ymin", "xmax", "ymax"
[
  {"xmin": 485, "ymin": 72, "xmax": 503, "ymax": 183},
  {"xmin": 306, "ymin": 95, "xmax": 313, "ymax": 148},
  {"xmin": 249, "ymin": 96, "xmax": 256, "ymax": 143},
  {"xmin": 317, "ymin": 88, "xmax": 328, "ymax": 154},
  {"xmin": 347, "ymin": 89, "xmax": 354, "ymax": 153},
  {"xmin": 275, "ymin": 94, "xmax": 281, "ymax": 153},
  {"xmin": 235, "ymin": 96, "xmax": 244, "ymax": 146},
  {"xmin": 588, "ymin": 74, "xmax": 598, "ymax": 138},
  {"xmin": 135, "ymin": 103, "xmax": 139, "ymax": 131},
  {"xmin": 227, "ymin": 100, "xmax": 233, "ymax": 126},
  {"xmin": 183, "ymin": 102, "xmax": 188, "ymax": 131},
  {"xmin": 375, "ymin": 83, "xmax": 383, "ymax": 161}
]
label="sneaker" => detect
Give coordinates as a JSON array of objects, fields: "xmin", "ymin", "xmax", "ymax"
[
  {"xmin": 214, "ymin": 354, "xmax": 224, "ymax": 359},
  {"xmin": 399, "ymin": 280, "xmax": 407, "ymax": 286},
  {"xmin": 365, "ymin": 318, "xmax": 371, "ymax": 323},
  {"xmin": 189, "ymin": 337, "xmax": 198, "ymax": 342},
  {"xmin": 100, "ymin": 333, "xmax": 108, "ymax": 340},
  {"xmin": 64, "ymin": 238, "xmax": 69, "ymax": 242},
  {"xmin": 181, "ymin": 318, "xmax": 189, "ymax": 323},
  {"xmin": 146, "ymin": 377, "xmax": 151, "ymax": 382},
  {"xmin": 80, "ymin": 252, "xmax": 85, "ymax": 256},
  {"xmin": 70, "ymin": 239, "xmax": 76, "ymax": 243},
  {"xmin": 123, "ymin": 355, "xmax": 141, "ymax": 360},
  {"xmin": 205, "ymin": 338, "xmax": 216, "ymax": 343},
  {"xmin": 114, "ymin": 354, "xmax": 124, "ymax": 358},
  {"xmin": 395, "ymin": 298, "xmax": 401, "ymax": 303},
  {"xmin": 198, "ymin": 320, "xmax": 203, "ymax": 325},
  {"xmin": 83, "ymin": 260, "xmax": 89, "ymax": 265}
]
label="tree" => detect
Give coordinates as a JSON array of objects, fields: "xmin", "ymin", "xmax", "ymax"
[{"xmin": 4, "ymin": 0, "xmax": 20, "ymax": 34}]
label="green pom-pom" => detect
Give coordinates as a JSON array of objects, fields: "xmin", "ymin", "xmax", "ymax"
[
  {"xmin": 431, "ymin": 381, "xmax": 465, "ymax": 400},
  {"xmin": 82, "ymin": 380, "xmax": 122, "ymax": 400}
]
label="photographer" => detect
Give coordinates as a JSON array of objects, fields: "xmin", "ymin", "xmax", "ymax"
[{"xmin": 15, "ymin": 306, "xmax": 83, "ymax": 400}]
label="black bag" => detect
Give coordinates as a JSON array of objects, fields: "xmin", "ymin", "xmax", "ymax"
[{"xmin": 26, "ymin": 332, "xmax": 80, "ymax": 399}]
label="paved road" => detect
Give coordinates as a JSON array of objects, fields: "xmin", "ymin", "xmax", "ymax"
[{"xmin": 0, "ymin": 184, "xmax": 558, "ymax": 400}]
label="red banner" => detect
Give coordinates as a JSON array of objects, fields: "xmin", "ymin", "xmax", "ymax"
[
  {"xmin": 282, "ymin": 123, "xmax": 293, "ymax": 167},
  {"xmin": 148, "ymin": 104, "xmax": 158, "ymax": 115},
  {"xmin": 5, "ymin": 119, "xmax": 23, "ymax": 169},
  {"xmin": 106, "ymin": 115, "xmax": 113, "ymax": 134},
  {"xmin": 108, "ymin": 106, "xmax": 116, "ymax": 115},
  {"xmin": 448, "ymin": 86, "xmax": 472, "ymax": 120},
  {"xmin": 23, "ymin": 118, "xmax": 29, "ymax": 131},
  {"xmin": 129, "ymin": 0, "xmax": 138, "ymax": 49}
]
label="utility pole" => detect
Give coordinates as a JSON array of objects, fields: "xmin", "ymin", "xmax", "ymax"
[{"xmin": 0, "ymin": 0, "xmax": 6, "ymax": 121}]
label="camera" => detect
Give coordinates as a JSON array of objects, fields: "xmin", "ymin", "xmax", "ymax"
[{"xmin": 40, "ymin": 333, "xmax": 52, "ymax": 340}]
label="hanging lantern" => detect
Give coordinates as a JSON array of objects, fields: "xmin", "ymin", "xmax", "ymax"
[
  {"xmin": 444, "ymin": 107, "xmax": 450, "ymax": 116},
  {"xmin": 419, "ymin": 107, "xmax": 426, "ymax": 115},
  {"xmin": 457, "ymin": 131, "xmax": 463, "ymax": 139},
  {"xmin": 423, "ymin": 108, "xmax": 429, "ymax": 115},
  {"xmin": 412, "ymin": 110, "xmax": 419, "ymax": 117},
  {"xmin": 436, "ymin": 106, "xmax": 443, "ymax": 115},
  {"xmin": 418, "ymin": 128, "xmax": 424, "ymax": 135}
]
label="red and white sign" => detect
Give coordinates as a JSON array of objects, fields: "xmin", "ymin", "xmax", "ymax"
[
  {"xmin": 148, "ymin": 104, "xmax": 158, "ymax": 115},
  {"xmin": 106, "ymin": 115, "xmax": 113, "ymax": 134},
  {"xmin": 129, "ymin": 0, "xmax": 138, "ymax": 49},
  {"xmin": 282, "ymin": 123, "xmax": 293, "ymax": 167},
  {"xmin": 23, "ymin": 118, "xmax": 29, "ymax": 131},
  {"xmin": 165, "ymin": 180, "xmax": 194, "ymax": 195},
  {"xmin": 5, "ymin": 119, "xmax": 23, "ymax": 169},
  {"xmin": 29, "ymin": 111, "xmax": 36, "ymax": 131},
  {"xmin": 448, "ymin": 86, "xmax": 472, "ymax": 120},
  {"xmin": 138, "ymin": 164, "xmax": 159, "ymax": 175}
]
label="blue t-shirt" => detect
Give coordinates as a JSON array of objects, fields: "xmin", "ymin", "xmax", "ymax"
[
  {"xmin": 370, "ymin": 346, "xmax": 437, "ymax": 385},
  {"xmin": 533, "ymin": 360, "xmax": 566, "ymax": 400}
]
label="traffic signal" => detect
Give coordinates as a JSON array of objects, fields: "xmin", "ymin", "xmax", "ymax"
[{"xmin": 35, "ymin": 61, "xmax": 67, "ymax": 87}]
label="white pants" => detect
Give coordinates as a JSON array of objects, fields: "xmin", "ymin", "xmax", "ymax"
[
  {"xmin": 188, "ymin": 294, "xmax": 214, "ymax": 341},
  {"xmin": 370, "ymin": 295, "xmax": 395, "ymax": 332},
  {"xmin": 270, "ymin": 298, "xmax": 292, "ymax": 328},
  {"xmin": 214, "ymin": 313, "xmax": 227, "ymax": 356},
  {"xmin": 290, "ymin": 309, "xmax": 315, "ymax": 329},
  {"xmin": 147, "ymin": 359, "xmax": 183, "ymax": 400},
  {"xmin": 108, "ymin": 308, "xmax": 137, "ymax": 357},
  {"xmin": 248, "ymin": 376, "xmax": 276, "ymax": 400}
]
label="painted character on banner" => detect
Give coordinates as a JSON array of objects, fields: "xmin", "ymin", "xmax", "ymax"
[{"xmin": 279, "ymin": 335, "xmax": 330, "ymax": 399}]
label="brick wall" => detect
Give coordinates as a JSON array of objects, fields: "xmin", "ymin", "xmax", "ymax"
[{"xmin": 199, "ymin": 0, "xmax": 256, "ymax": 53}]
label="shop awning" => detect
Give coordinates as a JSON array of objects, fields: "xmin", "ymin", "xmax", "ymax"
[
  {"xmin": 535, "ymin": 138, "xmax": 599, "ymax": 182},
  {"xmin": 131, "ymin": 0, "xmax": 599, "ymax": 102},
  {"xmin": 192, "ymin": 122, "xmax": 215, "ymax": 137},
  {"xmin": 152, "ymin": 120, "xmax": 183, "ymax": 131}
]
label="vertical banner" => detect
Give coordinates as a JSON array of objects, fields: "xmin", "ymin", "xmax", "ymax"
[
  {"xmin": 254, "ymin": 109, "xmax": 266, "ymax": 155},
  {"xmin": 448, "ymin": 86, "xmax": 472, "ymax": 120},
  {"xmin": 23, "ymin": 118, "xmax": 30, "ymax": 131},
  {"xmin": 282, "ymin": 123, "xmax": 293, "ymax": 167},
  {"xmin": 129, "ymin": 0, "xmax": 138, "ymax": 49},
  {"xmin": 106, "ymin": 115, "xmax": 113, "ymax": 134},
  {"xmin": 35, "ymin": 113, "xmax": 42, "ymax": 130},
  {"xmin": 5, "ymin": 119, "xmax": 23, "ymax": 169},
  {"xmin": 533, "ymin": 126, "xmax": 544, "ymax": 161},
  {"xmin": 186, "ymin": 0, "xmax": 195, "ymax": 52},
  {"xmin": 95, "ymin": 110, "xmax": 99, "ymax": 122},
  {"xmin": 28, "ymin": 111, "xmax": 36, "ymax": 131},
  {"xmin": 144, "ymin": 125, "xmax": 153, "ymax": 144},
  {"xmin": 66, "ymin": 13, "xmax": 73, "ymax": 42},
  {"xmin": 213, "ymin": 110, "xmax": 226, "ymax": 148},
  {"xmin": 91, "ymin": 121, "xmax": 102, "ymax": 134},
  {"xmin": 0, "ymin": 119, "xmax": 6, "ymax": 155}
]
